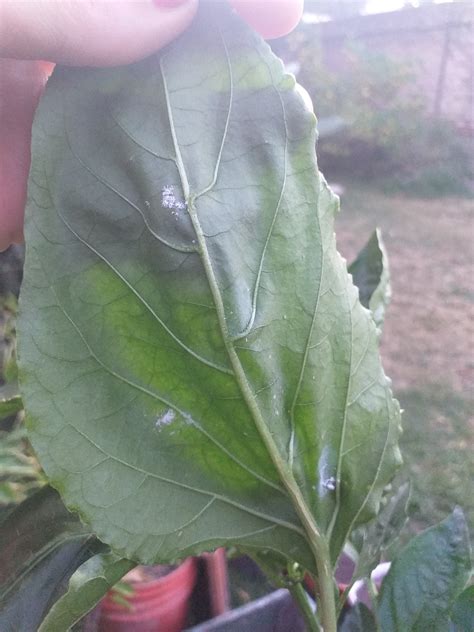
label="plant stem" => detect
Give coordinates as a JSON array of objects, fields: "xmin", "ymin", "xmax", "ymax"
[
  {"xmin": 289, "ymin": 582, "xmax": 321, "ymax": 632},
  {"xmin": 284, "ymin": 481, "xmax": 338, "ymax": 632}
]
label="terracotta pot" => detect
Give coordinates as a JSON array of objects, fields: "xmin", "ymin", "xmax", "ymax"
[{"xmin": 99, "ymin": 558, "xmax": 197, "ymax": 632}]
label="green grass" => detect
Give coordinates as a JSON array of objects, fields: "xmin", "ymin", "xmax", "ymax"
[{"xmin": 396, "ymin": 386, "xmax": 473, "ymax": 539}]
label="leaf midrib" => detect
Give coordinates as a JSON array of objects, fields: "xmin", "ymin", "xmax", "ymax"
[{"xmin": 159, "ymin": 38, "xmax": 326, "ymax": 558}]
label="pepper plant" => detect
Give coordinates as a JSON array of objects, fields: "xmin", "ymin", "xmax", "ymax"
[{"xmin": 0, "ymin": 4, "xmax": 471, "ymax": 631}]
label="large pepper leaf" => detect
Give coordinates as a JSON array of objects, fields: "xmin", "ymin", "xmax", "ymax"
[
  {"xmin": 377, "ymin": 508, "xmax": 471, "ymax": 632},
  {"xmin": 18, "ymin": 3, "xmax": 401, "ymax": 570}
]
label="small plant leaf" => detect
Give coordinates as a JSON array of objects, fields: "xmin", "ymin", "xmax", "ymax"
[
  {"xmin": 0, "ymin": 382, "xmax": 23, "ymax": 420},
  {"xmin": 0, "ymin": 486, "xmax": 102, "ymax": 631},
  {"xmin": 377, "ymin": 508, "xmax": 472, "ymax": 632},
  {"xmin": 352, "ymin": 482, "xmax": 410, "ymax": 580},
  {"xmin": 38, "ymin": 552, "xmax": 135, "ymax": 632},
  {"xmin": 338, "ymin": 602, "xmax": 377, "ymax": 631},
  {"xmin": 450, "ymin": 585, "xmax": 474, "ymax": 632},
  {"xmin": 348, "ymin": 229, "xmax": 390, "ymax": 330},
  {"xmin": 0, "ymin": 425, "xmax": 44, "ymax": 506},
  {"xmin": 18, "ymin": 2, "xmax": 401, "ymax": 571}
]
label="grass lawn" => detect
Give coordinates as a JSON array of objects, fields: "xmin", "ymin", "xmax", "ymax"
[{"xmin": 335, "ymin": 183, "xmax": 473, "ymax": 538}]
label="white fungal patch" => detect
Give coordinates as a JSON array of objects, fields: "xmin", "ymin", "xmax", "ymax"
[
  {"xmin": 323, "ymin": 477, "xmax": 337, "ymax": 492},
  {"xmin": 181, "ymin": 412, "xmax": 196, "ymax": 427},
  {"xmin": 317, "ymin": 446, "xmax": 337, "ymax": 496},
  {"xmin": 155, "ymin": 409, "xmax": 176, "ymax": 430},
  {"xmin": 161, "ymin": 185, "xmax": 187, "ymax": 212}
]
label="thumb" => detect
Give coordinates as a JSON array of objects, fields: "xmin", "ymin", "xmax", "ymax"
[{"xmin": 0, "ymin": 0, "xmax": 198, "ymax": 67}]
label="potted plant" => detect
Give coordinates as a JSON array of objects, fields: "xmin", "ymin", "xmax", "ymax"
[
  {"xmin": 99, "ymin": 560, "xmax": 197, "ymax": 632},
  {"xmin": 0, "ymin": 3, "xmax": 471, "ymax": 631}
]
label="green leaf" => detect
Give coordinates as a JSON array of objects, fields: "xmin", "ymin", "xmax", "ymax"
[
  {"xmin": 348, "ymin": 229, "xmax": 390, "ymax": 330},
  {"xmin": 450, "ymin": 585, "xmax": 474, "ymax": 631},
  {"xmin": 0, "ymin": 487, "xmax": 104, "ymax": 631},
  {"xmin": 0, "ymin": 396, "xmax": 22, "ymax": 420},
  {"xmin": 0, "ymin": 295, "xmax": 18, "ymax": 383},
  {"xmin": 0, "ymin": 382, "xmax": 23, "ymax": 419},
  {"xmin": 338, "ymin": 602, "xmax": 377, "ymax": 631},
  {"xmin": 352, "ymin": 482, "xmax": 410, "ymax": 580},
  {"xmin": 18, "ymin": 3, "xmax": 401, "ymax": 571},
  {"xmin": 38, "ymin": 552, "xmax": 134, "ymax": 632},
  {"xmin": 377, "ymin": 508, "xmax": 472, "ymax": 632},
  {"xmin": 0, "ymin": 426, "xmax": 43, "ymax": 506}
]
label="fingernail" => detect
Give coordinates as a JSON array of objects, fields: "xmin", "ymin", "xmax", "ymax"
[{"xmin": 153, "ymin": 0, "xmax": 188, "ymax": 7}]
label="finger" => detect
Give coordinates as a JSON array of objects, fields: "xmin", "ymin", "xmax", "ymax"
[
  {"xmin": 229, "ymin": 0, "xmax": 304, "ymax": 39},
  {"xmin": 0, "ymin": 0, "xmax": 198, "ymax": 66},
  {"xmin": 0, "ymin": 60, "xmax": 52, "ymax": 251}
]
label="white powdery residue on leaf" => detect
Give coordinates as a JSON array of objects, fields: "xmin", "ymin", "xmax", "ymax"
[
  {"xmin": 155, "ymin": 409, "xmax": 176, "ymax": 429},
  {"xmin": 323, "ymin": 477, "xmax": 337, "ymax": 492},
  {"xmin": 317, "ymin": 445, "xmax": 338, "ymax": 496},
  {"xmin": 161, "ymin": 185, "xmax": 187, "ymax": 213},
  {"xmin": 181, "ymin": 412, "xmax": 197, "ymax": 427}
]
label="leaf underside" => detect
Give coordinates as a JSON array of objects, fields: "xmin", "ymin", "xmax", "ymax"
[{"xmin": 18, "ymin": 4, "xmax": 401, "ymax": 570}]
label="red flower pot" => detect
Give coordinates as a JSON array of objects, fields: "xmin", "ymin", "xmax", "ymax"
[{"xmin": 99, "ymin": 558, "xmax": 197, "ymax": 632}]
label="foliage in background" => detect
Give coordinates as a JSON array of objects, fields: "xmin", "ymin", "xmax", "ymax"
[
  {"xmin": 398, "ymin": 387, "xmax": 474, "ymax": 541},
  {"xmin": 283, "ymin": 30, "xmax": 472, "ymax": 196},
  {"xmin": 0, "ymin": 295, "xmax": 44, "ymax": 509}
]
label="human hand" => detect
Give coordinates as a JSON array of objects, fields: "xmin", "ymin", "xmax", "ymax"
[{"xmin": 0, "ymin": 0, "xmax": 303, "ymax": 251}]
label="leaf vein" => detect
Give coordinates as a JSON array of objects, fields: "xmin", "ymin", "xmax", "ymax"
[
  {"xmin": 56, "ymin": 208, "xmax": 232, "ymax": 375},
  {"xmin": 63, "ymin": 129, "xmax": 195, "ymax": 254},
  {"xmin": 72, "ymin": 426, "xmax": 303, "ymax": 536}
]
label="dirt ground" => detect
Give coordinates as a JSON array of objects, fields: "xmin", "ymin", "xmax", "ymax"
[{"xmin": 335, "ymin": 187, "xmax": 474, "ymax": 396}]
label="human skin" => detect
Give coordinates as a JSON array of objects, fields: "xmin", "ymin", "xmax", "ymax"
[{"xmin": 0, "ymin": 0, "xmax": 303, "ymax": 251}]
